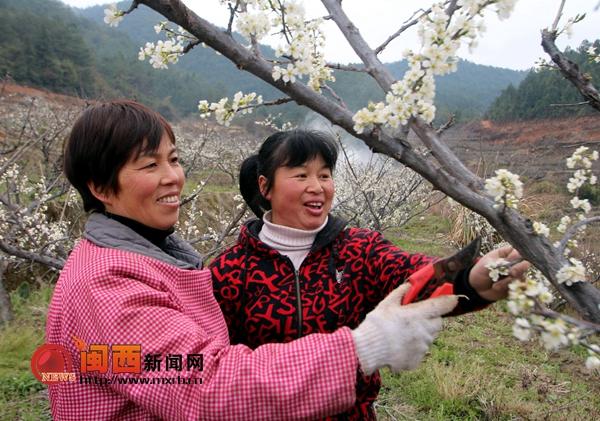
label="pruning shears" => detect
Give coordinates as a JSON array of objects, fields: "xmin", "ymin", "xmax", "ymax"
[{"xmin": 401, "ymin": 238, "xmax": 482, "ymax": 305}]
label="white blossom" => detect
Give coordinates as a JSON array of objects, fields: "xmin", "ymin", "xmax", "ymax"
[
  {"xmin": 532, "ymin": 221, "xmax": 549, "ymax": 237},
  {"xmin": 570, "ymin": 196, "xmax": 591, "ymax": 214},
  {"xmin": 540, "ymin": 319, "xmax": 569, "ymax": 350},
  {"xmin": 586, "ymin": 355, "xmax": 600, "ymax": 371},
  {"xmin": 512, "ymin": 318, "xmax": 532, "ymax": 341},
  {"xmin": 484, "ymin": 169, "xmax": 523, "ymax": 209},
  {"xmin": 556, "ymin": 258, "xmax": 586, "ymax": 286},
  {"xmin": 486, "ymin": 258, "xmax": 510, "ymax": 282},
  {"xmin": 557, "ymin": 216, "xmax": 571, "ymax": 233},
  {"xmin": 197, "ymin": 92, "xmax": 262, "ymax": 126},
  {"xmin": 104, "ymin": 4, "xmax": 124, "ymax": 27}
]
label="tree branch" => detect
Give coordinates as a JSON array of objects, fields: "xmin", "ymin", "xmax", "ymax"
[
  {"xmin": 0, "ymin": 240, "xmax": 64, "ymax": 270},
  {"xmin": 551, "ymin": 0, "xmax": 566, "ymax": 32},
  {"xmin": 557, "ymin": 216, "xmax": 600, "ymax": 256},
  {"xmin": 374, "ymin": 7, "xmax": 432, "ymax": 56},
  {"xmin": 541, "ymin": 29, "xmax": 600, "ymax": 112},
  {"xmin": 325, "ymin": 63, "xmax": 368, "ymax": 73}
]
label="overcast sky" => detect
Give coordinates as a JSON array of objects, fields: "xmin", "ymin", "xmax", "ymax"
[{"xmin": 61, "ymin": 0, "xmax": 599, "ymax": 70}]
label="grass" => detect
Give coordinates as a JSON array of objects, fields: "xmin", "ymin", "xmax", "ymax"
[
  {"xmin": 376, "ymin": 308, "xmax": 600, "ymax": 420},
  {"xmin": 0, "ymin": 283, "xmax": 53, "ymax": 420},
  {"xmin": 385, "ymin": 213, "xmax": 455, "ymax": 256}
]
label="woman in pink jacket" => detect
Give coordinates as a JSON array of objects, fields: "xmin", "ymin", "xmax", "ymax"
[{"xmin": 45, "ymin": 100, "xmax": 459, "ymax": 420}]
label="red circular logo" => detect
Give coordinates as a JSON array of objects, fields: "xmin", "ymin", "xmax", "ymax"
[{"xmin": 30, "ymin": 344, "xmax": 74, "ymax": 384}]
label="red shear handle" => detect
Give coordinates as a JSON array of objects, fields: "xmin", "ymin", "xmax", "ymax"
[
  {"xmin": 430, "ymin": 282, "xmax": 454, "ymax": 298},
  {"xmin": 401, "ymin": 264, "xmax": 455, "ymax": 305},
  {"xmin": 401, "ymin": 265, "xmax": 433, "ymax": 305}
]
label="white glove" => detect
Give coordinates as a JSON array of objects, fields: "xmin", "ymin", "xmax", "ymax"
[{"xmin": 351, "ymin": 283, "xmax": 458, "ymax": 375}]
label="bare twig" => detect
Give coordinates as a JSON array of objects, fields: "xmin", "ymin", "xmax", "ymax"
[
  {"xmin": 557, "ymin": 216, "xmax": 600, "ymax": 256},
  {"xmin": 325, "ymin": 63, "xmax": 368, "ymax": 73},
  {"xmin": 533, "ymin": 300, "xmax": 600, "ymax": 333},
  {"xmin": 551, "ymin": 0, "xmax": 566, "ymax": 32},
  {"xmin": 549, "ymin": 101, "xmax": 591, "ymax": 107},
  {"xmin": 0, "ymin": 239, "xmax": 64, "ymax": 270},
  {"xmin": 321, "ymin": 85, "xmax": 348, "ymax": 109},
  {"xmin": 200, "ymin": 203, "xmax": 248, "ymax": 261},
  {"xmin": 436, "ymin": 114, "xmax": 455, "ymax": 135},
  {"xmin": 374, "ymin": 7, "xmax": 432, "ymax": 56}
]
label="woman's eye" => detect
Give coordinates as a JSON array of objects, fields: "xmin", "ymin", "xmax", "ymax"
[
  {"xmin": 171, "ymin": 156, "xmax": 179, "ymax": 164},
  {"xmin": 143, "ymin": 162, "xmax": 157, "ymax": 169}
]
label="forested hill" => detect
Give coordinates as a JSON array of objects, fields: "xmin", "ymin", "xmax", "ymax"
[
  {"xmin": 0, "ymin": 0, "xmax": 223, "ymax": 119},
  {"xmin": 1, "ymin": 0, "xmax": 526, "ymax": 122},
  {"xmin": 487, "ymin": 39, "xmax": 600, "ymax": 122}
]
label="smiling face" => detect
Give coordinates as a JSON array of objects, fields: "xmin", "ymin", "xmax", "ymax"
[
  {"xmin": 260, "ymin": 155, "xmax": 334, "ymax": 230},
  {"xmin": 91, "ymin": 134, "xmax": 184, "ymax": 230}
]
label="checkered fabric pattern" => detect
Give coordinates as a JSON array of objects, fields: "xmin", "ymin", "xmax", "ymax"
[{"xmin": 46, "ymin": 239, "xmax": 357, "ymax": 420}]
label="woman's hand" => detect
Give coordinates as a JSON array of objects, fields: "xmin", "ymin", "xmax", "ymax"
[{"xmin": 468, "ymin": 246, "xmax": 531, "ymax": 302}]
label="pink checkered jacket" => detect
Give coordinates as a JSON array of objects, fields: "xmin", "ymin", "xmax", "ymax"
[{"xmin": 46, "ymin": 214, "xmax": 357, "ymax": 420}]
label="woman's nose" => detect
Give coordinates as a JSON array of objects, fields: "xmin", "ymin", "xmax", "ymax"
[
  {"xmin": 306, "ymin": 175, "xmax": 324, "ymax": 193},
  {"xmin": 160, "ymin": 163, "xmax": 182, "ymax": 185}
]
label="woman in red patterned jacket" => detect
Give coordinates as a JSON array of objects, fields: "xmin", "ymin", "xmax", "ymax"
[{"xmin": 210, "ymin": 129, "xmax": 530, "ymax": 420}]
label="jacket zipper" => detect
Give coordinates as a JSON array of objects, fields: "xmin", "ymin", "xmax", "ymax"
[{"xmin": 294, "ymin": 269, "xmax": 303, "ymax": 338}]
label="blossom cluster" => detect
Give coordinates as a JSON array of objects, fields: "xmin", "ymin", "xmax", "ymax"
[
  {"xmin": 566, "ymin": 146, "xmax": 598, "ymax": 194},
  {"xmin": 532, "ymin": 221, "xmax": 550, "ymax": 237},
  {"xmin": 484, "ymin": 169, "xmax": 523, "ymax": 209},
  {"xmin": 0, "ymin": 161, "xmax": 75, "ymax": 261},
  {"xmin": 198, "ymin": 92, "xmax": 263, "ymax": 126},
  {"xmin": 138, "ymin": 40, "xmax": 184, "ymax": 69},
  {"xmin": 507, "ymin": 269, "xmax": 599, "ymax": 370},
  {"xmin": 353, "ymin": 0, "xmax": 516, "ymax": 133},
  {"xmin": 548, "ymin": 146, "xmax": 599, "ymax": 283},
  {"xmin": 224, "ymin": 1, "xmax": 333, "ymax": 92},
  {"xmin": 556, "ymin": 258, "xmax": 586, "ymax": 286},
  {"xmin": 477, "ymin": 145, "xmax": 600, "ymax": 369}
]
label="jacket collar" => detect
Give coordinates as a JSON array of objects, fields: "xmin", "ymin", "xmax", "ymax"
[
  {"xmin": 239, "ymin": 214, "xmax": 347, "ymax": 254},
  {"xmin": 84, "ymin": 212, "xmax": 202, "ymax": 269}
]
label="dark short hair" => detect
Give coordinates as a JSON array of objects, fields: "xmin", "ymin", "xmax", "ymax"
[
  {"xmin": 63, "ymin": 100, "xmax": 175, "ymax": 212},
  {"xmin": 239, "ymin": 129, "xmax": 338, "ymax": 218}
]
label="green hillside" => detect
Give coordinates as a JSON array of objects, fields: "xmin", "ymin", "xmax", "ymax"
[
  {"xmin": 0, "ymin": 0, "xmax": 220, "ymax": 118},
  {"xmin": 487, "ymin": 39, "xmax": 600, "ymax": 121}
]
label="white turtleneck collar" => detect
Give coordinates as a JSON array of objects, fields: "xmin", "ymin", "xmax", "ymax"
[{"xmin": 259, "ymin": 211, "xmax": 328, "ymax": 270}]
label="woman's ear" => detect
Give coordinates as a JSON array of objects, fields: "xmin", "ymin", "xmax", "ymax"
[
  {"xmin": 258, "ymin": 175, "xmax": 271, "ymax": 200},
  {"xmin": 87, "ymin": 182, "xmax": 113, "ymax": 207}
]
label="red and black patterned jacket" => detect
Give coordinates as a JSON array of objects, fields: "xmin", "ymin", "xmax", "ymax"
[{"xmin": 210, "ymin": 216, "xmax": 489, "ymax": 420}]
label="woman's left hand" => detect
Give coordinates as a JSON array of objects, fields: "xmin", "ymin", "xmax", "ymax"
[{"xmin": 468, "ymin": 246, "xmax": 531, "ymax": 302}]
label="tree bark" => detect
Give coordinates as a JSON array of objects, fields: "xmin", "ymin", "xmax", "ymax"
[
  {"xmin": 0, "ymin": 260, "xmax": 13, "ymax": 325},
  {"xmin": 541, "ymin": 29, "xmax": 600, "ymax": 112}
]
